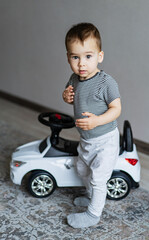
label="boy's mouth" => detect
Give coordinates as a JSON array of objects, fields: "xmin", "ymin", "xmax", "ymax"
[{"xmin": 79, "ymin": 70, "xmax": 87, "ymax": 75}]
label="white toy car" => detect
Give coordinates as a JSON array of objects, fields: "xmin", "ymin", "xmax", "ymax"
[{"xmin": 10, "ymin": 112, "xmax": 140, "ymax": 200}]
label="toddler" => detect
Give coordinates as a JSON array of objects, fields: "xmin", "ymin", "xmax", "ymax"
[{"xmin": 63, "ymin": 23, "xmax": 121, "ymax": 228}]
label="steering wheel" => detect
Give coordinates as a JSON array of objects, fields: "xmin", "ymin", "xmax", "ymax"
[
  {"xmin": 38, "ymin": 112, "xmax": 75, "ymax": 129},
  {"xmin": 38, "ymin": 112, "xmax": 75, "ymax": 146}
]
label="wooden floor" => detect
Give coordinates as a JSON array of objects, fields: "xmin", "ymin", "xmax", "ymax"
[{"xmin": 0, "ymin": 97, "xmax": 149, "ymax": 191}]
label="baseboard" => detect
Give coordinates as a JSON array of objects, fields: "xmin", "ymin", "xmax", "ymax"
[
  {"xmin": 134, "ymin": 139, "xmax": 149, "ymax": 155},
  {"xmin": 0, "ymin": 90, "xmax": 55, "ymax": 113},
  {"xmin": 0, "ymin": 90, "xmax": 149, "ymax": 155}
]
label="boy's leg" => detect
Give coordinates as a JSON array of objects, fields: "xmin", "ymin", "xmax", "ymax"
[
  {"xmin": 74, "ymin": 154, "xmax": 92, "ymax": 207},
  {"xmin": 73, "ymin": 140, "xmax": 93, "ymax": 207},
  {"xmin": 88, "ymin": 128, "xmax": 119, "ymax": 217},
  {"xmin": 67, "ymin": 128, "xmax": 119, "ymax": 228}
]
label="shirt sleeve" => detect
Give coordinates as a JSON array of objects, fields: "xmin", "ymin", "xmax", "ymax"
[
  {"xmin": 65, "ymin": 73, "xmax": 75, "ymax": 88},
  {"xmin": 103, "ymin": 77, "xmax": 121, "ymax": 105}
]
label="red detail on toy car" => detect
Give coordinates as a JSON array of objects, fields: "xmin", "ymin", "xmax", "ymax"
[
  {"xmin": 125, "ymin": 158, "xmax": 138, "ymax": 166},
  {"xmin": 55, "ymin": 114, "xmax": 62, "ymax": 120}
]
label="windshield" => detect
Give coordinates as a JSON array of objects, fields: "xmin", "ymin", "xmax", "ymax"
[{"xmin": 39, "ymin": 137, "xmax": 48, "ymax": 153}]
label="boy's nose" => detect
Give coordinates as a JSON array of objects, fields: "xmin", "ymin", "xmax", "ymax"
[{"xmin": 79, "ymin": 59, "xmax": 85, "ymax": 67}]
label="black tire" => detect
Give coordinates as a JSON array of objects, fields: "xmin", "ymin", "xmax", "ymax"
[
  {"xmin": 28, "ymin": 171, "xmax": 57, "ymax": 198},
  {"xmin": 107, "ymin": 172, "xmax": 131, "ymax": 200}
]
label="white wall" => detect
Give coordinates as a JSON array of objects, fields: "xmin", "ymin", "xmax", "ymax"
[{"xmin": 0, "ymin": 0, "xmax": 149, "ymax": 143}]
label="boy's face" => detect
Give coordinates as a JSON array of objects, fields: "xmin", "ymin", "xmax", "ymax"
[{"xmin": 67, "ymin": 37, "xmax": 104, "ymax": 80}]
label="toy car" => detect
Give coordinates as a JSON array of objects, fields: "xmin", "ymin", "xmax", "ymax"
[{"xmin": 10, "ymin": 112, "xmax": 140, "ymax": 200}]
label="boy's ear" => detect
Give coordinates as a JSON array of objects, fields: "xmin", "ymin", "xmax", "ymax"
[{"xmin": 98, "ymin": 51, "xmax": 104, "ymax": 63}]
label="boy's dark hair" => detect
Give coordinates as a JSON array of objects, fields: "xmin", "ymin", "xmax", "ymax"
[{"xmin": 65, "ymin": 22, "xmax": 102, "ymax": 51}]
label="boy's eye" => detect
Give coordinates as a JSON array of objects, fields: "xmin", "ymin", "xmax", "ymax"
[
  {"xmin": 86, "ymin": 55, "xmax": 92, "ymax": 59},
  {"xmin": 72, "ymin": 56, "xmax": 79, "ymax": 60}
]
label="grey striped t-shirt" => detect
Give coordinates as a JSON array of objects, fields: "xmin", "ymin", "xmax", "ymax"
[{"xmin": 66, "ymin": 70, "xmax": 120, "ymax": 139}]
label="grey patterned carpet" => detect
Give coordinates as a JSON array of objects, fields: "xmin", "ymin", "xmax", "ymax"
[{"xmin": 0, "ymin": 120, "xmax": 149, "ymax": 240}]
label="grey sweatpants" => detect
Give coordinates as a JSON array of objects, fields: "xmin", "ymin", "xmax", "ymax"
[{"xmin": 76, "ymin": 128, "xmax": 119, "ymax": 217}]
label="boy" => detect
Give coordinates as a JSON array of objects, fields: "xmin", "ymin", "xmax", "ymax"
[{"xmin": 63, "ymin": 23, "xmax": 121, "ymax": 228}]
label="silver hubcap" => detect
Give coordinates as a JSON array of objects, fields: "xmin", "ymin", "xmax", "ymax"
[
  {"xmin": 107, "ymin": 177, "xmax": 128, "ymax": 199},
  {"xmin": 31, "ymin": 175, "xmax": 54, "ymax": 196}
]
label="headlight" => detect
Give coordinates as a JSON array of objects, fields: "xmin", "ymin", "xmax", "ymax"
[{"xmin": 13, "ymin": 161, "xmax": 26, "ymax": 167}]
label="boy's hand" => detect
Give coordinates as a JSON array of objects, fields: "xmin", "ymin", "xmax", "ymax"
[
  {"xmin": 75, "ymin": 112, "xmax": 99, "ymax": 130},
  {"xmin": 63, "ymin": 85, "xmax": 75, "ymax": 104}
]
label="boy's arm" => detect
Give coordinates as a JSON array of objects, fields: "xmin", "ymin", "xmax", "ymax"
[
  {"xmin": 75, "ymin": 98, "xmax": 121, "ymax": 130},
  {"xmin": 62, "ymin": 85, "xmax": 75, "ymax": 104}
]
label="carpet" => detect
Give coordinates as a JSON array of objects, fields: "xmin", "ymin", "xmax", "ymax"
[{"xmin": 0, "ymin": 120, "xmax": 149, "ymax": 240}]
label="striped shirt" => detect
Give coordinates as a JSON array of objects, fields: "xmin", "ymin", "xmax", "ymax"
[{"xmin": 66, "ymin": 70, "xmax": 120, "ymax": 139}]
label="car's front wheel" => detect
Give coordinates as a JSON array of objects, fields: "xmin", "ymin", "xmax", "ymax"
[
  {"xmin": 28, "ymin": 171, "xmax": 57, "ymax": 198},
  {"xmin": 107, "ymin": 172, "xmax": 131, "ymax": 200}
]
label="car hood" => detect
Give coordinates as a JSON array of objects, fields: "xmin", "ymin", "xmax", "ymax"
[{"xmin": 12, "ymin": 140, "xmax": 42, "ymax": 160}]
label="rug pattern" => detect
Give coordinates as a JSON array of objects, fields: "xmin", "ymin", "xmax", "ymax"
[{"xmin": 0, "ymin": 120, "xmax": 149, "ymax": 240}]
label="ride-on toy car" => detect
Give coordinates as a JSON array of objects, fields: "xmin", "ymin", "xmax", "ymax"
[{"xmin": 10, "ymin": 112, "xmax": 140, "ymax": 200}]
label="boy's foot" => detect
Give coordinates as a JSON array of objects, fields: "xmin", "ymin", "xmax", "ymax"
[
  {"xmin": 67, "ymin": 211, "xmax": 100, "ymax": 228},
  {"xmin": 73, "ymin": 196, "xmax": 90, "ymax": 207}
]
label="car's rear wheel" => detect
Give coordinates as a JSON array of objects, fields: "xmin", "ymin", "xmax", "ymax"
[
  {"xmin": 28, "ymin": 171, "xmax": 57, "ymax": 198},
  {"xmin": 107, "ymin": 172, "xmax": 131, "ymax": 200}
]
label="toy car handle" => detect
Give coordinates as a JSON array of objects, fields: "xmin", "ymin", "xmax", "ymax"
[
  {"xmin": 38, "ymin": 112, "xmax": 75, "ymax": 129},
  {"xmin": 122, "ymin": 120, "xmax": 133, "ymax": 152}
]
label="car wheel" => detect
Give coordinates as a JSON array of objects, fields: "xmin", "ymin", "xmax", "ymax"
[
  {"xmin": 28, "ymin": 171, "xmax": 57, "ymax": 198},
  {"xmin": 107, "ymin": 172, "xmax": 131, "ymax": 200}
]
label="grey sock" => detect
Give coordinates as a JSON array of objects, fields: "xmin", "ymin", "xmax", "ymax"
[
  {"xmin": 67, "ymin": 211, "xmax": 100, "ymax": 228},
  {"xmin": 73, "ymin": 196, "xmax": 90, "ymax": 207}
]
